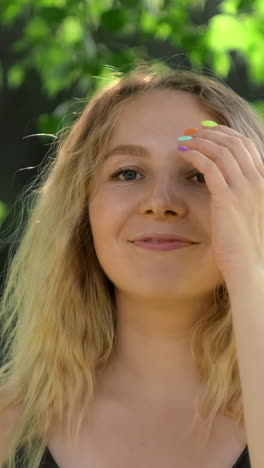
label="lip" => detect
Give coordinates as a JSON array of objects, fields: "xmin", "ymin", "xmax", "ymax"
[
  {"xmin": 132, "ymin": 240, "xmax": 195, "ymax": 251},
  {"xmin": 130, "ymin": 233, "xmax": 197, "ymax": 243}
]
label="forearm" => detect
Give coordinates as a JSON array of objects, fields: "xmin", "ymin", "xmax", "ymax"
[{"xmin": 227, "ymin": 269, "xmax": 264, "ymax": 468}]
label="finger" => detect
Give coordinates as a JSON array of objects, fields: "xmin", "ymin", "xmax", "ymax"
[
  {"xmin": 191, "ymin": 131, "xmax": 260, "ymax": 182},
  {"xmin": 200, "ymin": 124, "xmax": 264, "ymax": 177},
  {"xmin": 177, "ymin": 147, "xmax": 229, "ymax": 198},
  {"xmin": 181, "ymin": 138, "xmax": 245, "ymax": 191}
]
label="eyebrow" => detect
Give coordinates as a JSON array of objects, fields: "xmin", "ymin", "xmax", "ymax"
[
  {"xmin": 104, "ymin": 144, "xmax": 194, "ymax": 169},
  {"xmin": 105, "ymin": 144, "xmax": 150, "ymax": 160}
]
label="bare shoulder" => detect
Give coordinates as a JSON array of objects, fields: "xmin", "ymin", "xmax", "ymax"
[{"xmin": 0, "ymin": 393, "xmax": 23, "ymax": 464}]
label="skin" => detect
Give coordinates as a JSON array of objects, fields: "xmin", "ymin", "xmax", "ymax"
[{"xmin": 88, "ymin": 89, "xmax": 225, "ymax": 407}]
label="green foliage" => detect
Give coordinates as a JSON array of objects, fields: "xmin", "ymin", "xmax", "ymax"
[
  {"xmin": 206, "ymin": 15, "xmax": 249, "ymax": 52},
  {"xmin": 0, "ymin": 201, "xmax": 8, "ymax": 225},
  {"xmin": 38, "ymin": 114, "xmax": 66, "ymax": 135},
  {"xmin": 100, "ymin": 8, "xmax": 129, "ymax": 33},
  {"xmin": 0, "ymin": 0, "xmax": 263, "ymax": 135},
  {"xmin": 1, "ymin": 0, "xmax": 264, "ymax": 224},
  {"xmin": 7, "ymin": 64, "xmax": 25, "ymax": 88}
]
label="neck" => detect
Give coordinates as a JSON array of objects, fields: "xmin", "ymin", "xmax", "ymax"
[{"xmin": 97, "ymin": 291, "xmax": 212, "ymax": 404}]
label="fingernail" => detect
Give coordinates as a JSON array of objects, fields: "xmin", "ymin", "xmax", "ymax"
[
  {"xmin": 184, "ymin": 128, "xmax": 200, "ymax": 135},
  {"xmin": 178, "ymin": 146, "xmax": 190, "ymax": 151},
  {"xmin": 201, "ymin": 120, "xmax": 218, "ymax": 127},
  {"xmin": 178, "ymin": 136, "xmax": 192, "ymax": 141}
]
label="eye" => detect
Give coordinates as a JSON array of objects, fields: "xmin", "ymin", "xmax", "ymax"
[
  {"xmin": 110, "ymin": 167, "xmax": 206, "ymax": 184},
  {"xmin": 111, "ymin": 168, "xmax": 143, "ymax": 182},
  {"xmin": 189, "ymin": 172, "xmax": 206, "ymax": 184}
]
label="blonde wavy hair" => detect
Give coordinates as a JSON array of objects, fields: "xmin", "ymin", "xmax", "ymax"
[{"xmin": 1, "ymin": 62, "xmax": 264, "ymax": 468}]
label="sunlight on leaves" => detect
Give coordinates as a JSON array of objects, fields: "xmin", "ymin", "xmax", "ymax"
[
  {"xmin": 38, "ymin": 0, "xmax": 66, "ymax": 6},
  {"xmin": 220, "ymin": 0, "xmax": 240, "ymax": 14},
  {"xmin": 88, "ymin": 0, "xmax": 114, "ymax": 18},
  {"xmin": 206, "ymin": 14, "xmax": 250, "ymax": 51},
  {"xmin": 58, "ymin": 16, "xmax": 82, "ymax": 44},
  {"xmin": 155, "ymin": 22, "xmax": 173, "ymax": 40},
  {"xmin": 0, "ymin": 0, "xmax": 263, "ymax": 112},
  {"xmin": 255, "ymin": 0, "xmax": 264, "ymax": 15},
  {"xmin": 140, "ymin": 12, "xmax": 158, "ymax": 33}
]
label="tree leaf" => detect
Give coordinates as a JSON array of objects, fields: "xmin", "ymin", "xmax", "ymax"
[
  {"xmin": 38, "ymin": 113, "xmax": 64, "ymax": 134},
  {"xmin": 210, "ymin": 49, "xmax": 231, "ymax": 77},
  {"xmin": 1, "ymin": 3, "xmax": 24, "ymax": 25},
  {"xmin": 38, "ymin": 0, "xmax": 67, "ymax": 6},
  {"xmin": 155, "ymin": 22, "xmax": 172, "ymax": 40},
  {"xmin": 58, "ymin": 16, "xmax": 82, "ymax": 44},
  {"xmin": 220, "ymin": 0, "xmax": 240, "ymax": 14},
  {"xmin": 7, "ymin": 65, "xmax": 25, "ymax": 88},
  {"xmin": 100, "ymin": 8, "xmax": 129, "ymax": 34},
  {"xmin": 140, "ymin": 12, "xmax": 158, "ymax": 33},
  {"xmin": 39, "ymin": 6, "xmax": 68, "ymax": 24},
  {"xmin": 206, "ymin": 14, "xmax": 250, "ymax": 51},
  {"xmin": 247, "ymin": 47, "xmax": 264, "ymax": 84},
  {"xmin": 24, "ymin": 16, "xmax": 50, "ymax": 41}
]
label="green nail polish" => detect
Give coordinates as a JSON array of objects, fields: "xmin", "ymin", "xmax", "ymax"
[
  {"xmin": 201, "ymin": 120, "xmax": 218, "ymax": 127},
  {"xmin": 178, "ymin": 136, "xmax": 193, "ymax": 141}
]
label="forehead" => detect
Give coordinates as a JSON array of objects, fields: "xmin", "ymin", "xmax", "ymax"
[{"xmin": 109, "ymin": 89, "xmax": 215, "ymax": 143}]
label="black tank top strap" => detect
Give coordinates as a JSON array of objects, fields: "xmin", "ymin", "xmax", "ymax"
[
  {"xmin": 232, "ymin": 445, "xmax": 251, "ymax": 468},
  {"xmin": 39, "ymin": 447, "xmax": 59, "ymax": 467}
]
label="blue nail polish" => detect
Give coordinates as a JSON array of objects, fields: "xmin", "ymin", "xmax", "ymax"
[{"xmin": 178, "ymin": 136, "xmax": 193, "ymax": 141}]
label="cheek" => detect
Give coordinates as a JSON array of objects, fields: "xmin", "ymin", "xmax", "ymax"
[
  {"xmin": 88, "ymin": 191, "xmax": 128, "ymax": 245},
  {"xmin": 198, "ymin": 206, "xmax": 212, "ymax": 239},
  {"xmin": 88, "ymin": 193, "xmax": 132, "ymax": 280}
]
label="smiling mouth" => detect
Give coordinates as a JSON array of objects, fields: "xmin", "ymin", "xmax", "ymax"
[{"xmin": 130, "ymin": 240, "xmax": 197, "ymax": 251}]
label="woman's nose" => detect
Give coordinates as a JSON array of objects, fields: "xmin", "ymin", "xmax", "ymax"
[{"xmin": 138, "ymin": 176, "xmax": 187, "ymax": 217}]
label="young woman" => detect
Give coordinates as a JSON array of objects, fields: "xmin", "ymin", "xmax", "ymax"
[{"xmin": 1, "ymin": 63, "xmax": 263, "ymax": 467}]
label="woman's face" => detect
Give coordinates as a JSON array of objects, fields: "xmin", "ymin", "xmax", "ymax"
[{"xmin": 88, "ymin": 89, "xmax": 224, "ymax": 302}]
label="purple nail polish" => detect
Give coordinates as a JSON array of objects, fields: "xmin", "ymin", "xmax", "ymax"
[{"xmin": 178, "ymin": 146, "xmax": 190, "ymax": 151}]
